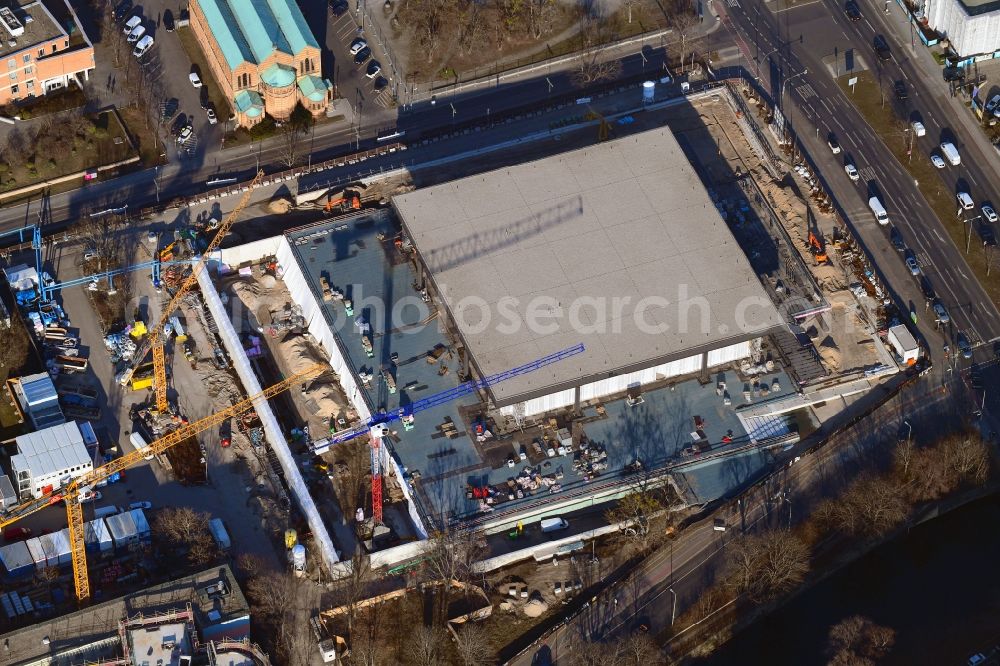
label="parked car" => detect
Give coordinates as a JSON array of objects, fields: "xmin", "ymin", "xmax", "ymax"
[
  {"xmin": 932, "ymin": 301, "xmax": 950, "ymax": 324},
  {"xmin": 176, "ymin": 125, "xmax": 193, "ymax": 143},
  {"xmin": 982, "ymin": 204, "xmax": 998, "ymax": 223},
  {"xmin": 906, "ymin": 255, "xmax": 920, "ymax": 276},
  {"xmin": 123, "ymin": 14, "xmax": 141, "ymax": 34},
  {"xmin": 163, "ymin": 9, "xmax": 175, "ymax": 32},
  {"xmin": 353, "ymin": 46, "xmax": 372, "ymax": 64},
  {"xmin": 942, "ymin": 66, "xmax": 962, "ymax": 82},
  {"xmin": 3, "ymin": 527, "xmax": 32, "ymax": 542},
  {"xmin": 206, "ymin": 106, "xmax": 217, "ymax": 124},
  {"xmin": 189, "ymin": 72, "xmax": 203, "ymax": 88},
  {"xmin": 930, "ymin": 153, "xmax": 945, "ymax": 169},
  {"xmin": 894, "ymin": 81, "xmax": 907, "ymax": 100},
  {"xmin": 911, "ymin": 120, "xmax": 925, "ymax": 136},
  {"xmin": 844, "ymin": 0, "xmax": 861, "ymax": 20},
  {"xmin": 133, "ymin": 34, "xmax": 154, "ymax": 58},
  {"xmin": 958, "ymin": 191, "xmax": 974, "ymax": 210},
  {"xmin": 126, "ymin": 23, "xmax": 146, "ymax": 43},
  {"xmin": 844, "ymin": 163, "xmax": 859, "ymax": 181},
  {"xmin": 330, "ymin": 0, "xmax": 349, "ymax": 15},
  {"xmin": 349, "ymin": 38, "xmax": 368, "ymax": 55},
  {"xmin": 374, "ymin": 76, "xmax": 389, "ymax": 91},
  {"xmin": 366, "ymin": 60, "xmax": 381, "ymax": 79},
  {"xmin": 890, "ymin": 226, "xmax": 905, "ymax": 251},
  {"xmin": 957, "ymin": 332, "xmax": 973, "ymax": 359},
  {"xmin": 114, "ymin": 0, "xmax": 134, "ymax": 22},
  {"xmin": 79, "ymin": 491, "xmax": 102, "ymax": 504},
  {"xmin": 128, "ymin": 501, "xmax": 153, "ymax": 510},
  {"xmin": 919, "ymin": 276, "xmax": 935, "ymax": 300}
]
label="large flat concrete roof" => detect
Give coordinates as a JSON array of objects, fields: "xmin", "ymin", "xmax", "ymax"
[{"xmin": 394, "ymin": 127, "xmax": 784, "ymax": 406}]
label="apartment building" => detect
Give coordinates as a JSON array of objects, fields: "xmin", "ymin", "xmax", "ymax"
[
  {"xmin": 189, "ymin": 0, "xmax": 331, "ymax": 127},
  {"xmin": 0, "ymin": 0, "xmax": 95, "ymax": 105}
]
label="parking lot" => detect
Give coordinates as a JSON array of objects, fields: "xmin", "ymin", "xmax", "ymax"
[
  {"xmin": 327, "ymin": 6, "xmax": 393, "ymax": 114},
  {"xmin": 112, "ymin": 0, "xmax": 225, "ymax": 163}
]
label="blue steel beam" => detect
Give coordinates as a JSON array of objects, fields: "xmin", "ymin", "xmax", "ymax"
[{"xmin": 327, "ymin": 344, "xmax": 586, "ymax": 445}]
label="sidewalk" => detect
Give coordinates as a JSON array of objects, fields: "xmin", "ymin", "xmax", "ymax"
[
  {"xmin": 354, "ymin": 0, "xmax": 721, "ymax": 106},
  {"xmin": 878, "ymin": 0, "xmax": 1000, "ymax": 176}
]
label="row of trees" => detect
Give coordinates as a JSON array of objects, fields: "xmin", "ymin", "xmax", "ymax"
[
  {"xmin": 671, "ymin": 427, "xmax": 991, "ymax": 660},
  {"xmin": 815, "ymin": 431, "xmax": 989, "ymax": 538}
]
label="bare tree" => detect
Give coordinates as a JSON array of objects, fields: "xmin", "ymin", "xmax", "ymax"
[
  {"xmin": 71, "ymin": 213, "xmax": 129, "ymax": 273},
  {"xmin": 235, "ymin": 552, "xmax": 268, "ymax": 580},
  {"xmin": 152, "ymin": 506, "xmax": 217, "ymax": 564},
  {"xmin": 726, "ymin": 529, "xmax": 809, "ymax": 603},
  {"xmin": 619, "ymin": 631, "xmax": 662, "ymax": 663},
  {"xmin": 246, "ymin": 571, "xmax": 320, "ymax": 665},
  {"xmin": 944, "ymin": 433, "xmax": 990, "ymax": 486},
  {"xmin": 334, "ymin": 550, "xmax": 372, "ymax": 639},
  {"xmin": 276, "ymin": 123, "xmax": 303, "ymax": 169},
  {"xmin": 425, "ymin": 527, "xmax": 482, "ymax": 587},
  {"xmin": 571, "ymin": 16, "xmax": 623, "ymax": 88},
  {"xmin": 665, "ymin": 0, "xmax": 700, "ymax": 73},
  {"xmin": 818, "ymin": 472, "xmax": 909, "ymax": 537},
  {"xmin": 410, "ymin": 626, "xmax": 446, "ymax": 666},
  {"xmin": 452, "ymin": 623, "xmax": 493, "ymax": 666},
  {"xmin": 350, "ymin": 606, "xmax": 388, "ymax": 666},
  {"xmin": 826, "ymin": 615, "xmax": 896, "ymax": 665}
]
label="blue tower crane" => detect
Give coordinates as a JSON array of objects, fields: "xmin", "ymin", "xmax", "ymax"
[{"xmin": 315, "ymin": 343, "xmax": 585, "ymax": 523}]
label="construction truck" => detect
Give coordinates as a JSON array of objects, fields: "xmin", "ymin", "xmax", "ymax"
[{"xmin": 324, "ymin": 189, "xmax": 361, "ymax": 214}]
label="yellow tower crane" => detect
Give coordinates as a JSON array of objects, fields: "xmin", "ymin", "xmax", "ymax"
[
  {"xmin": 118, "ymin": 170, "xmax": 265, "ymax": 411},
  {"xmin": 1, "ymin": 363, "xmax": 326, "ymax": 603}
]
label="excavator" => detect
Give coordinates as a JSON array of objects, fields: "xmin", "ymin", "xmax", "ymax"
[
  {"xmin": 324, "ymin": 189, "xmax": 361, "ymax": 214},
  {"xmin": 807, "ymin": 209, "xmax": 829, "ymax": 265}
]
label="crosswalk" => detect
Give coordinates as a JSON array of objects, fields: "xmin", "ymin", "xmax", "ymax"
[
  {"xmin": 728, "ymin": 0, "xmax": 740, "ymax": 7},
  {"xmin": 915, "ymin": 252, "xmax": 934, "ymax": 269},
  {"xmin": 796, "ymin": 83, "xmax": 817, "ymax": 100},
  {"xmin": 858, "ymin": 166, "xmax": 877, "ymax": 182}
]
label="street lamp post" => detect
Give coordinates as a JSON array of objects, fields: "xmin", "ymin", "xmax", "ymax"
[
  {"xmin": 780, "ymin": 69, "xmax": 809, "ymax": 141},
  {"xmin": 668, "ymin": 588, "xmax": 677, "ymax": 625},
  {"xmin": 153, "ymin": 166, "xmax": 160, "ymax": 203}
]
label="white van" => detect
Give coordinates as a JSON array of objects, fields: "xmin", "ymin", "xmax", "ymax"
[
  {"xmin": 940, "ymin": 141, "xmax": 961, "ymax": 166},
  {"xmin": 133, "ymin": 35, "xmax": 153, "ymax": 58},
  {"xmin": 957, "ymin": 191, "xmax": 974, "ymax": 210},
  {"xmin": 910, "ymin": 121, "xmax": 926, "ymax": 137},
  {"xmin": 540, "ymin": 517, "xmax": 569, "ymax": 533},
  {"xmin": 130, "ymin": 432, "xmax": 154, "ymax": 461},
  {"xmin": 94, "ymin": 505, "xmax": 120, "ymax": 519},
  {"xmin": 868, "ymin": 196, "xmax": 889, "ymax": 225}
]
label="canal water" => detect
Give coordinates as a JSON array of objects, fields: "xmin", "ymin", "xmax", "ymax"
[{"xmin": 700, "ymin": 493, "xmax": 1000, "ymax": 665}]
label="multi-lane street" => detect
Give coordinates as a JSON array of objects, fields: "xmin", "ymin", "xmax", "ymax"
[{"xmin": 720, "ymin": 0, "xmax": 1000, "ymax": 368}]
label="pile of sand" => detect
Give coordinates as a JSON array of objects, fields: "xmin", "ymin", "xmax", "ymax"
[
  {"xmin": 522, "ymin": 598, "xmax": 548, "ymax": 618},
  {"xmin": 268, "ymin": 197, "xmax": 292, "ymax": 214}
]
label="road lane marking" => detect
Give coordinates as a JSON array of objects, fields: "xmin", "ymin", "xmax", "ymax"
[{"xmin": 934, "ymin": 229, "xmax": 945, "ymax": 242}]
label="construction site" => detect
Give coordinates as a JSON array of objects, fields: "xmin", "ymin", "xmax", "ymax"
[{"xmin": 0, "ymin": 76, "xmax": 930, "ymax": 666}]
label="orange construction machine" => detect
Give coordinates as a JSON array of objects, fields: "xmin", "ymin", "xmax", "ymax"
[{"xmin": 325, "ymin": 189, "xmax": 361, "ymax": 214}]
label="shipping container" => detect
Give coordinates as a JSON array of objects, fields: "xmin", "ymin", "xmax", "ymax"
[
  {"xmin": 106, "ymin": 510, "xmax": 139, "ymax": 548},
  {"xmin": 84, "ymin": 518, "xmax": 113, "ymax": 553},
  {"xmin": 208, "ymin": 518, "xmax": 231, "ymax": 551},
  {"xmin": 129, "ymin": 509, "xmax": 151, "ymax": 540},
  {"xmin": 0, "ymin": 540, "xmax": 35, "ymax": 577},
  {"xmin": 25, "ymin": 537, "xmax": 47, "ymax": 568}
]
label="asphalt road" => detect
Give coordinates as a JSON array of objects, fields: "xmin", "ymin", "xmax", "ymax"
[
  {"xmin": 719, "ymin": 0, "xmax": 1000, "ymax": 371},
  {"xmin": 514, "ymin": 376, "xmax": 955, "ymax": 665}
]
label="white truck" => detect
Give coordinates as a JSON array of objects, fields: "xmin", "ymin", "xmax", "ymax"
[
  {"xmin": 940, "ymin": 141, "xmax": 961, "ymax": 166},
  {"xmin": 887, "ymin": 324, "xmax": 919, "ymax": 366},
  {"xmin": 209, "ymin": 518, "xmax": 231, "ymax": 551}
]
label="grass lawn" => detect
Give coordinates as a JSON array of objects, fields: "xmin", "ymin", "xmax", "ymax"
[
  {"xmin": 837, "ymin": 70, "xmax": 1000, "ymax": 308},
  {"xmin": 176, "ymin": 26, "xmax": 232, "ymax": 117}
]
